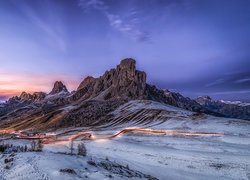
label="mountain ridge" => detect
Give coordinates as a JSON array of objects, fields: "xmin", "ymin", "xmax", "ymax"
[
  {"xmin": 0, "ymin": 58, "xmax": 249, "ymax": 131},
  {"xmin": 196, "ymin": 96, "xmax": 250, "ymax": 120}
]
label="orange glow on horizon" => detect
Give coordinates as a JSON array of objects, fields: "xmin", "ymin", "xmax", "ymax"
[{"xmin": 0, "ymin": 72, "xmax": 81, "ymax": 99}]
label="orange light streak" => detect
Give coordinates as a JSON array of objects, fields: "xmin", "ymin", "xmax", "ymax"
[{"xmin": 0, "ymin": 127, "xmax": 224, "ymax": 145}]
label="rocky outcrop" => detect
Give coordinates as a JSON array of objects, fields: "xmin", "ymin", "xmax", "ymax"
[
  {"xmin": 71, "ymin": 58, "xmax": 146, "ymax": 101},
  {"xmin": 146, "ymin": 85, "xmax": 203, "ymax": 112},
  {"xmin": 196, "ymin": 96, "xmax": 212, "ymax": 105},
  {"xmin": 32, "ymin": 92, "xmax": 47, "ymax": 101},
  {"xmin": 77, "ymin": 76, "xmax": 96, "ymax": 91},
  {"xmin": 196, "ymin": 96, "xmax": 250, "ymax": 120},
  {"xmin": 19, "ymin": 92, "xmax": 46, "ymax": 102},
  {"xmin": 70, "ymin": 58, "xmax": 204, "ymax": 113},
  {"xmin": 49, "ymin": 81, "xmax": 69, "ymax": 95},
  {"xmin": 20, "ymin": 92, "xmax": 34, "ymax": 101}
]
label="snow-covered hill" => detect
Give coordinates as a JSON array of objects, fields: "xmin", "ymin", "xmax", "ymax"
[{"xmin": 1, "ymin": 100, "xmax": 250, "ymax": 180}]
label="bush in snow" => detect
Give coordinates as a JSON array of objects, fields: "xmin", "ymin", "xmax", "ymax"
[
  {"xmin": 24, "ymin": 145, "xmax": 28, "ymax": 152},
  {"xmin": 0, "ymin": 144, "xmax": 7, "ymax": 152},
  {"xmin": 0, "ymin": 142, "xmax": 29, "ymax": 153},
  {"xmin": 37, "ymin": 139, "xmax": 43, "ymax": 151},
  {"xmin": 59, "ymin": 168, "xmax": 76, "ymax": 174},
  {"xmin": 77, "ymin": 143, "xmax": 87, "ymax": 156},
  {"xmin": 30, "ymin": 140, "xmax": 43, "ymax": 152}
]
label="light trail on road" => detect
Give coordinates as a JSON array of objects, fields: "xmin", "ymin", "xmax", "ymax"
[
  {"xmin": 1, "ymin": 127, "xmax": 224, "ymax": 144},
  {"xmin": 43, "ymin": 127, "xmax": 224, "ymax": 144}
]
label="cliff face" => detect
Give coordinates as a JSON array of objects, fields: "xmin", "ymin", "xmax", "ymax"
[
  {"xmin": 70, "ymin": 58, "xmax": 203, "ymax": 113},
  {"xmin": 71, "ymin": 58, "xmax": 147, "ymax": 101},
  {"xmin": 19, "ymin": 92, "xmax": 46, "ymax": 102},
  {"xmin": 145, "ymin": 85, "xmax": 203, "ymax": 112}
]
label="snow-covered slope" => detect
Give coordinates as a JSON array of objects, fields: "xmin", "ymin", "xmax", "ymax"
[
  {"xmin": 88, "ymin": 102, "xmax": 250, "ymax": 179},
  {"xmin": 1, "ymin": 100, "xmax": 250, "ymax": 180},
  {"xmin": 220, "ymin": 100, "xmax": 250, "ymax": 107}
]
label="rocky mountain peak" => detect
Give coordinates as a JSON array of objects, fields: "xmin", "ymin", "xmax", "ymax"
[
  {"xmin": 50, "ymin": 81, "xmax": 69, "ymax": 95},
  {"xmin": 115, "ymin": 58, "xmax": 140, "ymax": 85},
  {"xmin": 196, "ymin": 96, "xmax": 212, "ymax": 105},
  {"xmin": 117, "ymin": 58, "xmax": 136, "ymax": 76},
  {"xmin": 19, "ymin": 91, "xmax": 46, "ymax": 102},
  {"xmin": 201, "ymin": 96, "xmax": 212, "ymax": 100},
  {"xmin": 20, "ymin": 92, "xmax": 35, "ymax": 101},
  {"xmin": 71, "ymin": 58, "xmax": 147, "ymax": 101},
  {"xmin": 77, "ymin": 76, "xmax": 96, "ymax": 91}
]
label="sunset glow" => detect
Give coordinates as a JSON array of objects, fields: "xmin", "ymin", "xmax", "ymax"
[{"xmin": 0, "ymin": 72, "xmax": 80, "ymax": 99}]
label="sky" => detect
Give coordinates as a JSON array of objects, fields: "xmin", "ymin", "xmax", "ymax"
[{"xmin": 0, "ymin": 0, "xmax": 250, "ymax": 102}]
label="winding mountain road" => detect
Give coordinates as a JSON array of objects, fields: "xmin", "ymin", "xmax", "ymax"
[{"xmin": 1, "ymin": 127, "xmax": 224, "ymax": 144}]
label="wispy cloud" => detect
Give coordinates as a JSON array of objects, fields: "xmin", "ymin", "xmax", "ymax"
[
  {"xmin": 13, "ymin": 0, "xmax": 67, "ymax": 52},
  {"xmin": 234, "ymin": 77, "xmax": 250, "ymax": 83},
  {"xmin": 106, "ymin": 12, "xmax": 151, "ymax": 42},
  {"xmin": 79, "ymin": 0, "xmax": 108, "ymax": 11},
  {"xmin": 205, "ymin": 78, "xmax": 225, "ymax": 87},
  {"xmin": 78, "ymin": 0, "xmax": 151, "ymax": 42}
]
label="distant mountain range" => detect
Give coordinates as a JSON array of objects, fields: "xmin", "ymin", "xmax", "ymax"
[
  {"xmin": 0, "ymin": 58, "xmax": 249, "ymax": 131},
  {"xmin": 196, "ymin": 96, "xmax": 250, "ymax": 120}
]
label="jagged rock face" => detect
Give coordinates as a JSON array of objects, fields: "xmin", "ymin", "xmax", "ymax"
[
  {"xmin": 196, "ymin": 96, "xmax": 212, "ymax": 105},
  {"xmin": 77, "ymin": 76, "xmax": 96, "ymax": 91},
  {"xmin": 146, "ymin": 85, "xmax": 203, "ymax": 112},
  {"xmin": 20, "ymin": 92, "xmax": 34, "ymax": 101},
  {"xmin": 19, "ymin": 92, "xmax": 46, "ymax": 102},
  {"xmin": 73, "ymin": 59, "xmax": 202, "ymax": 111},
  {"xmin": 71, "ymin": 58, "xmax": 147, "ymax": 101},
  {"xmin": 32, "ymin": 92, "xmax": 47, "ymax": 101},
  {"xmin": 72, "ymin": 76, "xmax": 97, "ymax": 100},
  {"xmin": 114, "ymin": 59, "xmax": 146, "ymax": 98},
  {"xmin": 19, "ymin": 92, "xmax": 46, "ymax": 101},
  {"xmin": 50, "ymin": 81, "xmax": 69, "ymax": 95}
]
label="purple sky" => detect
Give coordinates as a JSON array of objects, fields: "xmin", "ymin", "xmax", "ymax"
[{"xmin": 0, "ymin": 0, "xmax": 250, "ymax": 102}]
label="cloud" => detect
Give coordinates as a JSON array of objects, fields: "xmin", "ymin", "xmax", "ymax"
[
  {"xmin": 13, "ymin": 0, "xmax": 67, "ymax": 52},
  {"xmin": 234, "ymin": 78, "xmax": 250, "ymax": 83},
  {"xmin": 205, "ymin": 78, "xmax": 225, "ymax": 87},
  {"xmin": 106, "ymin": 12, "xmax": 151, "ymax": 42},
  {"xmin": 78, "ymin": 0, "xmax": 151, "ymax": 42},
  {"xmin": 79, "ymin": 0, "xmax": 108, "ymax": 11}
]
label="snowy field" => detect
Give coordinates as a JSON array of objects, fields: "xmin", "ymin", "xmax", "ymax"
[{"xmin": 1, "ymin": 101, "xmax": 250, "ymax": 180}]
